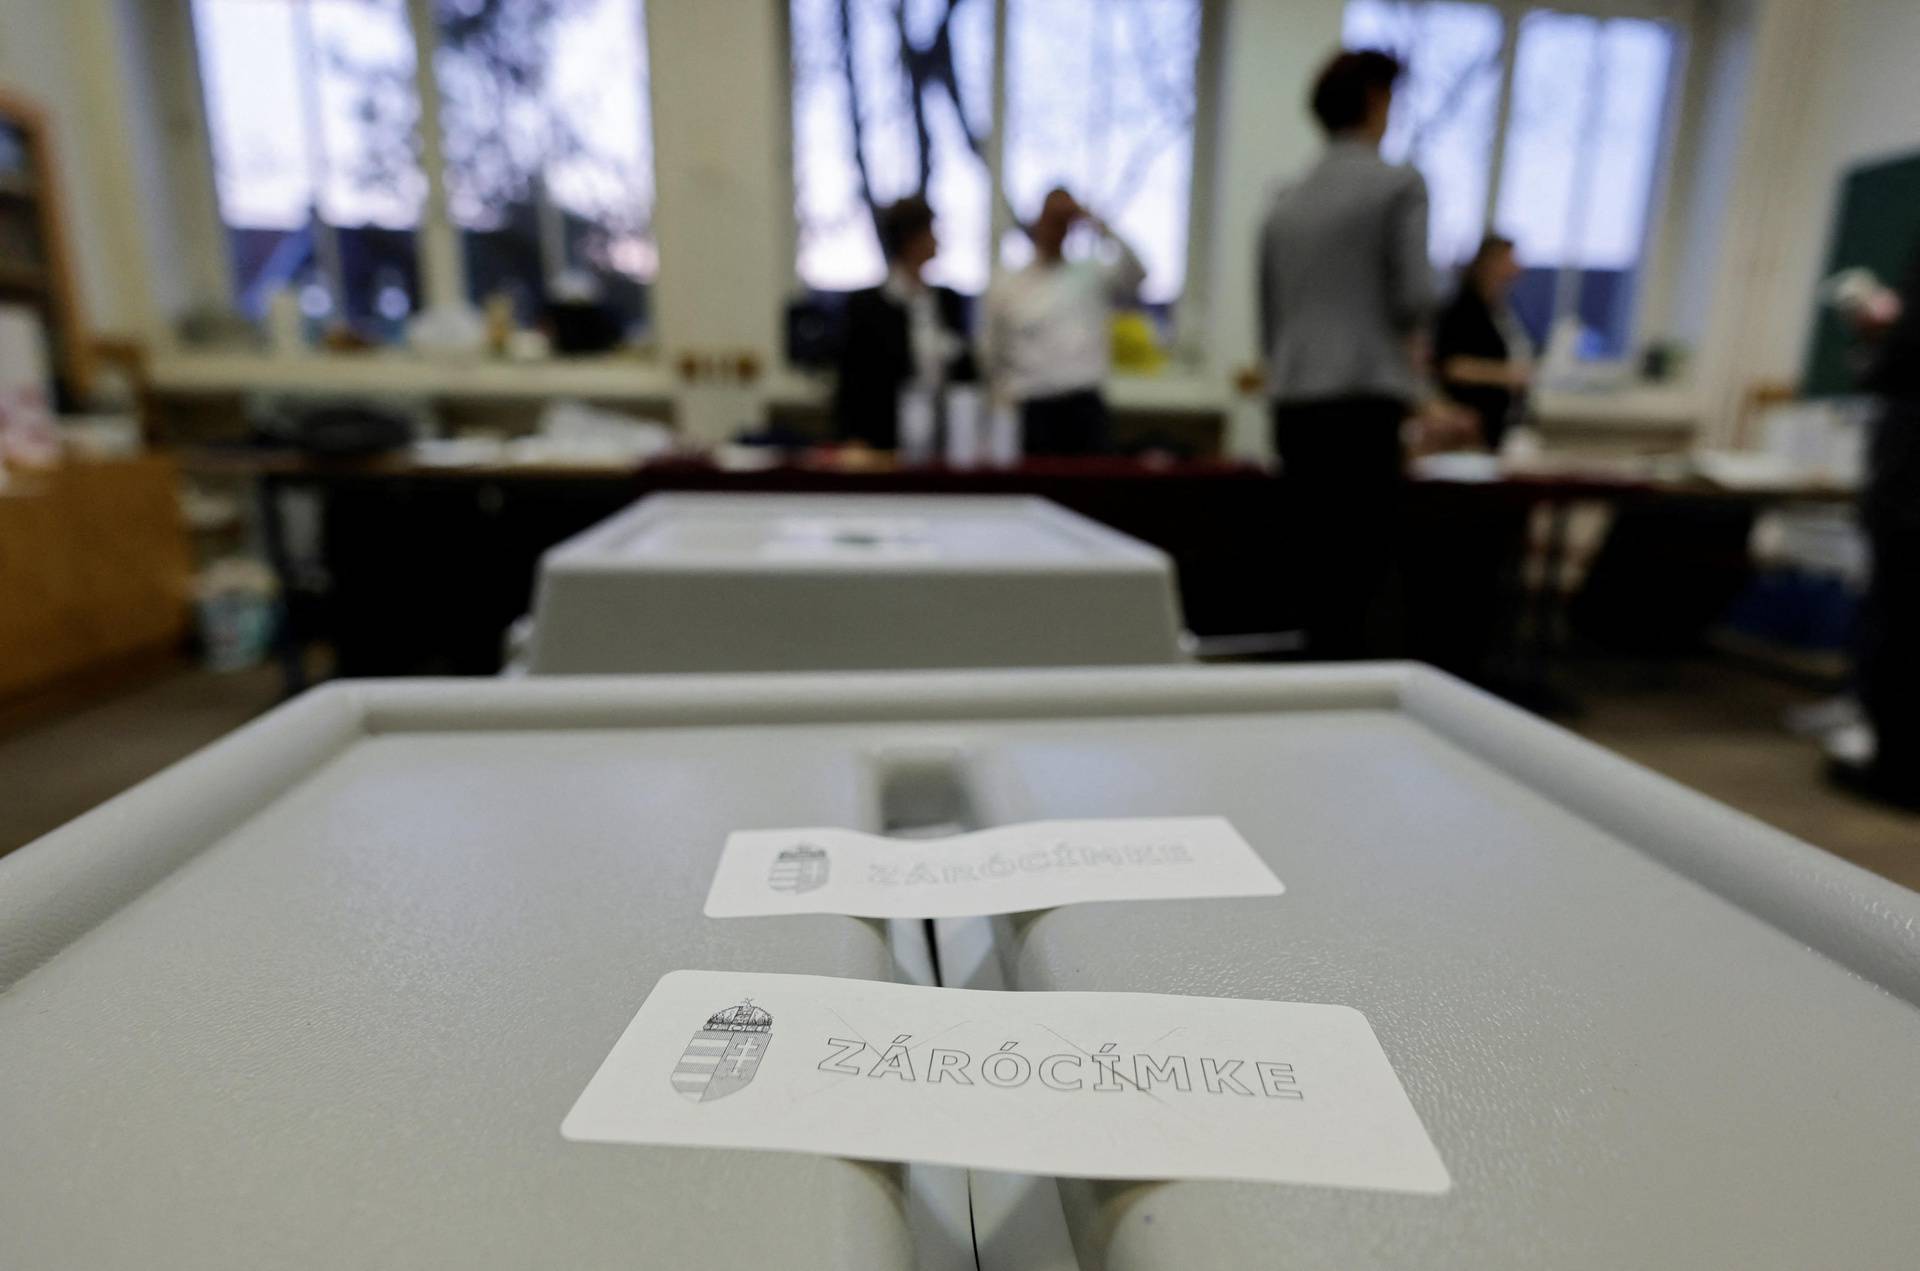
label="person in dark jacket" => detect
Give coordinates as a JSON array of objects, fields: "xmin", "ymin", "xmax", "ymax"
[
  {"xmin": 832, "ymin": 196, "xmax": 978, "ymax": 449},
  {"xmin": 1833, "ymin": 247, "xmax": 1920, "ymax": 807},
  {"xmin": 1435, "ymin": 233, "xmax": 1532, "ymax": 452}
]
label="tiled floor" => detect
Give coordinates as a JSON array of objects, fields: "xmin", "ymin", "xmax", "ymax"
[{"xmin": 1, "ymin": 657, "xmax": 1915, "ymax": 891}]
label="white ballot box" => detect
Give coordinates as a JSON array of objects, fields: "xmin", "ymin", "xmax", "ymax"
[
  {"xmin": 5, "ymin": 667, "xmax": 1918, "ymax": 1270},
  {"xmin": 0, "ymin": 683, "xmax": 913, "ymax": 1270},
  {"xmin": 524, "ymin": 493, "xmax": 1184, "ymax": 673},
  {"xmin": 963, "ymin": 666, "xmax": 1920, "ymax": 1271}
]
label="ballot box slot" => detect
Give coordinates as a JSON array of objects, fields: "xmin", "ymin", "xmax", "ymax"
[
  {"xmin": 874, "ymin": 743, "xmax": 982, "ymax": 991},
  {"xmin": 868, "ymin": 742, "xmax": 1080, "ymax": 1271},
  {"xmin": 868, "ymin": 744, "xmax": 986, "ymax": 1270}
]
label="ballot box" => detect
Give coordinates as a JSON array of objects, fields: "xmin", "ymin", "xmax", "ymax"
[
  {"xmin": 0, "ymin": 683, "xmax": 913, "ymax": 1269},
  {"xmin": 524, "ymin": 493, "xmax": 1185, "ymax": 673},
  {"xmin": 6, "ymin": 667, "xmax": 1918, "ymax": 1271},
  {"xmin": 962, "ymin": 664, "xmax": 1920, "ymax": 1271}
]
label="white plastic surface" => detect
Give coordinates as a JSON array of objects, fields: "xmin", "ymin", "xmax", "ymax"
[
  {"xmin": 4, "ymin": 666, "xmax": 1919, "ymax": 1270},
  {"xmin": 526, "ymin": 494, "xmax": 1185, "ymax": 673}
]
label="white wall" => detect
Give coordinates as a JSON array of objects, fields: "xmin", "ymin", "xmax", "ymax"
[
  {"xmin": 1645, "ymin": 0, "xmax": 1817, "ymax": 440},
  {"xmin": 1752, "ymin": 0, "xmax": 1920, "ymax": 383},
  {"xmin": 1506, "ymin": 0, "xmax": 1897, "ymax": 441},
  {"xmin": 0, "ymin": 0, "xmax": 153, "ymax": 339},
  {"xmin": 645, "ymin": 0, "xmax": 792, "ymax": 444}
]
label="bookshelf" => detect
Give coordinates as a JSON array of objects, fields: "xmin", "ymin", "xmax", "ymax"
[{"xmin": 0, "ymin": 86, "xmax": 89, "ymax": 402}]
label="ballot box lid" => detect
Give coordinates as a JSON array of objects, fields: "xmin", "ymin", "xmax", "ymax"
[
  {"xmin": 967, "ymin": 666, "xmax": 1920, "ymax": 1270},
  {"xmin": 6, "ymin": 666, "xmax": 1918, "ymax": 1270},
  {"xmin": 526, "ymin": 493, "xmax": 1186, "ymax": 673},
  {"xmin": 0, "ymin": 681, "xmax": 913, "ymax": 1270},
  {"xmin": 539, "ymin": 492, "xmax": 1172, "ymax": 574}
]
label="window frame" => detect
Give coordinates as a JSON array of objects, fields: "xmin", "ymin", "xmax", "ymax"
[
  {"xmin": 781, "ymin": 0, "xmax": 1215, "ymax": 360},
  {"xmin": 185, "ymin": 0, "xmax": 661, "ymax": 344},
  {"xmin": 1362, "ymin": 0, "xmax": 1695, "ymax": 364}
]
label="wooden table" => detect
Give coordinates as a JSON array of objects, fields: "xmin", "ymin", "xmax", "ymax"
[
  {"xmin": 180, "ymin": 447, "xmax": 1856, "ymax": 697},
  {"xmin": 183, "ymin": 450, "xmax": 1293, "ymax": 689}
]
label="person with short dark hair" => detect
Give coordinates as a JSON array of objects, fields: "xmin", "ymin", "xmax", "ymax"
[
  {"xmin": 832, "ymin": 195, "xmax": 978, "ymax": 450},
  {"xmin": 1436, "ymin": 233, "xmax": 1532, "ymax": 452},
  {"xmin": 984, "ymin": 186, "xmax": 1146, "ymax": 456},
  {"xmin": 1310, "ymin": 48, "xmax": 1405, "ymax": 135},
  {"xmin": 1259, "ymin": 48, "xmax": 1435, "ymax": 658}
]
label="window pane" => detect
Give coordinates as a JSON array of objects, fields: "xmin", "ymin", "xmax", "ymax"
[
  {"xmin": 434, "ymin": 0, "xmax": 657, "ymax": 339},
  {"xmin": 193, "ymin": 0, "xmax": 422, "ymax": 340},
  {"xmin": 1579, "ymin": 20, "xmax": 1671, "ymax": 271},
  {"xmin": 790, "ymin": 0, "xmax": 994, "ymax": 295},
  {"xmin": 1496, "ymin": 11, "xmax": 1595, "ymax": 268},
  {"xmin": 196, "ymin": 0, "xmax": 316, "ymax": 231},
  {"xmin": 1003, "ymin": 0, "xmax": 1199, "ymax": 308},
  {"xmin": 311, "ymin": 0, "xmax": 423, "ymax": 227},
  {"xmin": 1497, "ymin": 10, "xmax": 1674, "ymax": 356},
  {"xmin": 1344, "ymin": 0, "xmax": 1504, "ymax": 270}
]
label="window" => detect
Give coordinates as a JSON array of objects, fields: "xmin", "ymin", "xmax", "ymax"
[
  {"xmin": 194, "ymin": 0, "xmax": 424, "ymax": 340},
  {"xmin": 1002, "ymin": 0, "xmax": 1200, "ymax": 309},
  {"xmin": 1497, "ymin": 11, "xmax": 1673, "ymax": 357},
  {"xmin": 191, "ymin": 0, "xmax": 657, "ymax": 346},
  {"xmin": 433, "ymin": 0, "xmax": 657, "ymax": 335},
  {"xmin": 1342, "ymin": 0, "xmax": 1503, "ymax": 269},
  {"xmin": 1343, "ymin": 1, "xmax": 1679, "ymax": 359},
  {"xmin": 789, "ymin": 0, "xmax": 1200, "ymax": 315},
  {"xmin": 790, "ymin": 0, "xmax": 995, "ymax": 295}
]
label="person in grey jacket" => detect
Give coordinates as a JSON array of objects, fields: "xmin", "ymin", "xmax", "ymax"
[{"xmin": 1259, "ymin": 49, "xmax": 1434, "ymax": 658}]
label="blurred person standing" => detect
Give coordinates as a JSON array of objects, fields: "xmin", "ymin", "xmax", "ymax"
[
  {"xmin": 1832, "ymin": 246, "xmax": 1920, "ymax": 807},
  {"xmin": 1436, "ymin": 233, "xmax": 1532, "ymax": 453},
  {"xmin": 985, "ymin": 187, "xmax": 1147, "ymax": 456},
  {"xmin": 1259, "ymin": 49, "xmax": 1434, "ymax": 657},
  {"xmin": 1409, "ymin": 233, "xmax": 1535, "ymax": 684},
  {"xmin": 833, "ymin": 196, "xmax": 978, "ymax": 450}
]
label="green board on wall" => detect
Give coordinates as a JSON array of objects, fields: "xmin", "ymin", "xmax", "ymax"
[{"xmin": 1803, "ymin": 150, "xmax": 1920, "ymax": 397}]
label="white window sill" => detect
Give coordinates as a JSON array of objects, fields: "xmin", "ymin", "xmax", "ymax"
[
  {"xmin": 147, "ymin": 352, "xmax": 1703, "ymax": 433},
  {"xmin": 1531, "ymin": 385, "xmax": 1700, "ymax": 432},
  {"xmin": 148, "ymin": 352, "xmax": 1240, "ymax": 415},
  {"xmin": 148, "ymin": 351, "xmax": 678, "ymax": 401}
]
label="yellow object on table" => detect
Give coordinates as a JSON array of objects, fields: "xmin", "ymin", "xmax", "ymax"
[{"xmin": 1110, "ymin": 311, "xmax": 1169, "ymax": 374}]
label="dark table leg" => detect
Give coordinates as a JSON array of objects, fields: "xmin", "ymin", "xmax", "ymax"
[
  {"xmin": 1510, "ymin": 495, "xmax": 1582, "ymax": 716},
  {"xmin": 256, "ymin": 472, "xmax": 308, "ymax": 699}
]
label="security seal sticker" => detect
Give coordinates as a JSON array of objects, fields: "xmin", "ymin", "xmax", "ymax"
[
  {"xmin": 562, "ymin": 970, "xmax": 1450, "ymax": 1194},
  {"xmin": 704, "ymin": 816, "xmax": 1284, "ymax": 919}
]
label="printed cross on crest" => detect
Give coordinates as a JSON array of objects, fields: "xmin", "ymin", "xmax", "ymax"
[{"xmin": 729, "ymin": 1039, "xmax": 762, "ymax": 1076}]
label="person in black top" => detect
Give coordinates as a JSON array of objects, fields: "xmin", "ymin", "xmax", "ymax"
[
  {"xmin": 1831, "ymin": 245, "xmax": 1920, "ymax": 807},
  {"xmin": 832, "ymin": 196, "xmax": 978, "ymax": 450},
  {"xmin": 1435, "ymin": 234, "xmax": 1531, "ymax": 452}
]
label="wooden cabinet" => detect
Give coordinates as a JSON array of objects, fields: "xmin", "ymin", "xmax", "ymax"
[{"xmin": 0, "ymin": 457, "xmax": 192, "ymax": 700}]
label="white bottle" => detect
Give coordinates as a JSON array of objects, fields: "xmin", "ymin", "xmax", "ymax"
[
  {"xmin": 897, "ymin": 386, "xmax": 937, "ymax": 466},
  {"xmin": 944, "ymin": 384, "xmax": 981, "ymax": 469}
]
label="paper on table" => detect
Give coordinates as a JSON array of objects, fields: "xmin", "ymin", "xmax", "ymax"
[
  {"xmin": 704, "ymin": 817, "xmax": 1284, "ymax": 919},
  {"xmin": 562, "ymin": 970, "xmax": 1450, "ymax": 1194}
]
